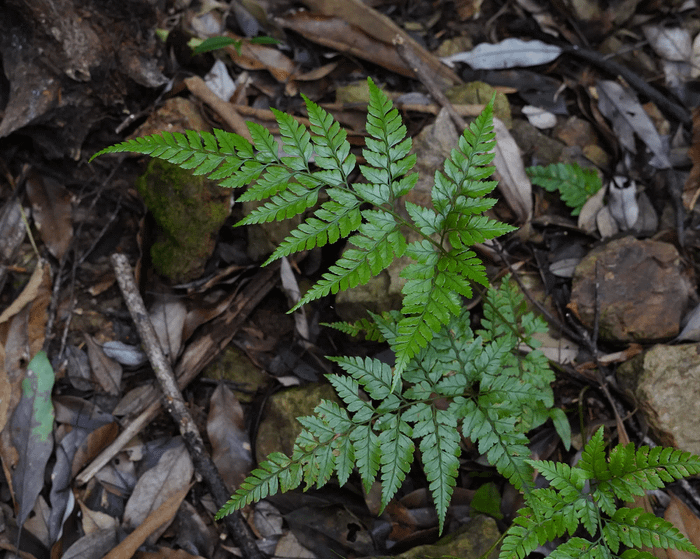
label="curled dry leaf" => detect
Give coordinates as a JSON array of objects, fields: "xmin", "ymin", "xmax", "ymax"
[
  {"xmin": 150, "ymin": 295, "xmax": 187, "ymax": 362},
  {"xmin": 441, "ymin": 38, "xmax": 562, "ymax": 69}
]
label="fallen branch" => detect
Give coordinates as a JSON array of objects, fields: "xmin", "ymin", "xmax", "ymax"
[{"xmin": 110, "ymin": 253, "xmax": 263, "ymax": 559}]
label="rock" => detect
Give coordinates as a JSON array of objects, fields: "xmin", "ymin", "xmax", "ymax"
[
  {"xmin": 617, "ymin": 344, "xmax": 700, "ymax": 455},
  {"xmin": 135, "ymin": 158, "xmax": 232, "ymax": 283},
  {"xmin": 570, "ymin": 236, "xmax": 691, "ymax": 341},
  {"xmin": 366, "ymin": 515, "xmax": 501, "ymax": 559},
  {"xmin": 445, "ymin": 82, "xmax": 512, "ymax": 128},
  {"xmin": 255, "ymin": 383, "xmax": 339, "ymax": 460},
  {"xmin": 203, "ymin": 346, "xmax": 270, "ymax": 404}
]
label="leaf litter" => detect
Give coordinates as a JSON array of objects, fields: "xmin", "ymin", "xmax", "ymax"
[{"xmin": 0, "ymin": 0, "xmax": 700, "ymax": 557}]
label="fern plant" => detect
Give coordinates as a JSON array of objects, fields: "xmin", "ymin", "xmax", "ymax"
[
  {"xmin": 502, "ymin": 427, "xmax": 700, "ymax": 559},
  {"xmin": 527, "ymin": 162, "xmax": 602, "ymax": 216},
  {"xmin": 217, "ymin": 279, "xmax": 556, "ymax": 533},
  {"xmin": 92, "ymin": 78, "xmax": 700, "ymax": 557},
  {"xmin": 92, "ymin": 78, "xmax": 512, "ymax": 386}
]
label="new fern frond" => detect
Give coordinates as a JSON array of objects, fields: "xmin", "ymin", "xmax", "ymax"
[{"xmin": 500, "ymin": 427, "xmax": 700, "ymax": 559}]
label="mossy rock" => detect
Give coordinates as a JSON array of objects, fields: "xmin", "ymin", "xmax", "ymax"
[
  {"xmin": 446, "ymin": 82, "xmax": 511, "ymax": 128},
  {"xmin": 135, "ymin": 158, "xmax": 231, "ymax": 283}
]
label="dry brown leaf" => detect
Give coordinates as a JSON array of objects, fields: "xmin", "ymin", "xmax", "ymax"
[
  {"xmin": 123, "ymin": 441, "xmax": 194, "ymax": 544},
  {"xmin": 104, "ymin": 485, "xmax": 190, "ymax": 559},
  {"xmin": 300, "ymin": 0, "xmax": 459, "ymax": 85},
  {"xmin": 666, "ymin": 492, "xmax": 700, "ymax": 559},
  {"xmin": 493, "ymin": 117, "xmax": 532, "ymax": 223},
  {"xmin": 84, "ymin": 335, "xmax": 122, "ymax": 395},
  {"xmin": 224, "ymin": 31, "xmax": 295, "ymax": 83},
  {"xmin": 71, "ymin": 421, "xmax": 120, "ymax": 478},
  {"xmin": 207, "ymin": 384, "xmax": 253, "ymax": 491},
  {"xmin": 78, "ymin": 499, "xmax": 119, "ymax": 534},
  {"xmin": 25, "ymin": 172, "xmax": 73, "ymax": 260},
  {"xmin": 150, "ymin": 295, "xmax": 187, "ymax": 362}
]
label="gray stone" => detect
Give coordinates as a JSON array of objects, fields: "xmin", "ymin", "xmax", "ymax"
[{"xmin": 617, "ymin": 344, "xmax": 700, "ymax": 455}]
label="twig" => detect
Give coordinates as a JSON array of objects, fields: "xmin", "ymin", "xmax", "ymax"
[
  {"xmin": 110, "ymin": 253, "xmax": 263, "ymax": 559},
  {"xmin": 394, "ymin": 35, "xmax": 467, "ymax": 132},
  {"xmin": 184, "ymin": 76, "xmax": 253, "ymax": 141}
]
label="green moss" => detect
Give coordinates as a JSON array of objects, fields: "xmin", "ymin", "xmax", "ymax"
[{"xmin": 135, "ymin": 159, "xmax": 231, "ymax": 282}]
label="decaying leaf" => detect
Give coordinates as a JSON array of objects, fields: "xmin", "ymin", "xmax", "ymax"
[
  {"xmin": 123, "ymin": 439, "xmax": 194, "ymax": 544},
  {"xmin": 150, "ymin": 295, "xmax": 187, "ymax": 362},
  {"xmin": 25, "ymin": 172, "xmax": 73, "ymax": 261},
  {"xmin": 493, "ymin": 117, "xmax": 532, "ymax": 222},
  {"xmin": 10, "ymin": 351, "xmax": 55, "ymax": 530},
  {"xmin": 597, "ymin": 80, "xmax": 671, "ymax": 168},
  {"xmin": 84, "ymin": 334, "xmax": 122, "ymax": 395},
  {"xmin": 207, "ymin": 384, "xmax": 252, "ymax": 491},
  {"xmin": 665, "ymin": 492, "xmax": 700, "ymax": 559}
]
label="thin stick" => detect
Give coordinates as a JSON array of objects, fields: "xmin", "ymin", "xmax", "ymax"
[
  {"xmin": 185, "ymin": 76, "xmax": 253, "ymax": 141},
  {"xmin": 110, "ymin": 253, "xmax": 263, "ymax": 559}
]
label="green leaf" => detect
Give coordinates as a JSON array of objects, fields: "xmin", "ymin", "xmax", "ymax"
[
  {"xmin": 191, "ymin": 36, "xmax": 241, "ymax": 54},
  {"xmin": 378, "ymin": 416, "xmax": 414, "ymax": 512},
  {"xmin": 527, "ymin": 163, "xmax": 602, "ymax": 216},
  {"xmin": 471, "ymin": 482, "xmax": 504, "ymax": 519}
]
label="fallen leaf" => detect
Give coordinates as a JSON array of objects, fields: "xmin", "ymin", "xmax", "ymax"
[
  {"xmin": 105, "ymin": 485, "xmax": 191, "ymax": 559},
  {"xmin": 25, "ymin": 172, "xmax": 73, "ymax": 260},
  {"xmin": 150, "ymin": 295, "xmax": 187, "ymax": 362},
  {"xmin": 84, "ymin": 334, "xmax": 122, "ymax": 395},
  {"xmin": 78, "ymin": 499, "xmax": 119, "ymax": 534},
  {"xmin": 62, "ymin": 527, "xmax": 119, "ymax": 559},
  {"xmin": 607, "ymin": 176, "xmax": 639, "ymax": 230},
  {"xmin": 10, "ymin": 351, "xmax": 55, "ymax": 530},
  {"xmin": 597, "ymin": 80, "xmax": 671, "ymax": 169},
  {"xmin": 441, "ymin": 38, "xmax": 562, "ymax": 69},
  {"xmin": 493, "ymin": 117, "xmax": 532, "ymax": 222},
  {"xmin": 123, "ymin": 439, "xmax": 194, "ymax": 544},
  {"xmin": 666, "ymin": 492, "xmax": 700, "ymax": 557},
  {"xmin": 207, "ymin": 383, "xmax": 253, "ymax": 491}
]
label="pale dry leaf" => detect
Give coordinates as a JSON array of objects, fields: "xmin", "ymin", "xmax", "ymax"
[
  {"xmin": 101, "ymin": 340, "xmax": 147, "ymax": 367},
  {"xmin": 441, "ymin": 38, "xmax": 562, "ymax": 69},
  {"xmin": 691, "ymin": 33, "xmax": 700, "ymax": 79},
  {"xmin": 596, "ymin": 205, "xmax": 619, "ymax": 238},
  {"xmin": 280, "ymin": 257, "xmax": 310, "ymax": 344},
  {"xmin": 105, "ymin": 485, "xmax": 191, "ymax": 559},
  {"xmin": 84, "ymin": 335, "xmax": 122, "ymax": 395},
  {"xmin": 62, "ymin": 527, "xmax": 119, "ymax": 559},
  {"xmin": 207, "ymin": 383, "xmax": 252, "ymax": 491},
  {"xmin": 597, "ymin": 80, "xmax": 671, "ymax": 169},
  {"xmin": 204, "ymin": 59, "xmax": 236, "ymax": 102},
  {"xmin": 492, "ymin": 116, "xmax": 532, "ymax": 222},
  {"xmin": 150, "ymin": 295, "xmax": 187, "ymax": 361},
  {"xmin": 521, "ymin": 105, "xmax": 557, "ymax": 129},
  {"xmin": 123, "ymin": 440, "xmax": 194, "ymax": 544},
  {"xmin": 113, "ymin": 384, "xmax": 157, "ymax": 417},
  {"xmin": 643, "ymin": 26, "xmax": 692, "ymax": 62},
  {"xmin": 578, "ymin": 186, "xmax": 606, "ymax": 234},
  {"xmin": 78, "ymin": 499, "xmax": 119, "ymax": 534}
]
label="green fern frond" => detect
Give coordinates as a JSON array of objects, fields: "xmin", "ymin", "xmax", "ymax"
[
  {"xmin": 527, "ymin": 162, "xmax": 602, "ymax": 216},
  {"xmin": 89, "ymin": 129, "xmax": 254, "ymax": 185},
  {"xmin": 214, "ymin": 452, "xmax": 301, "ymax": 517},
  {"xmin": 607, "ymin": 508, "xmax": 699, "ymax": 553},
  {"xmin": 378, "ymin": 416, "xmax": 414, "ymax": 512},
  {"xmin": 293, "ymin": 210, "xmax": 405, "ymax": 310},
  {"xmin": 322, "ymin": 317, "xmax": 386, "ymax": 342}
]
